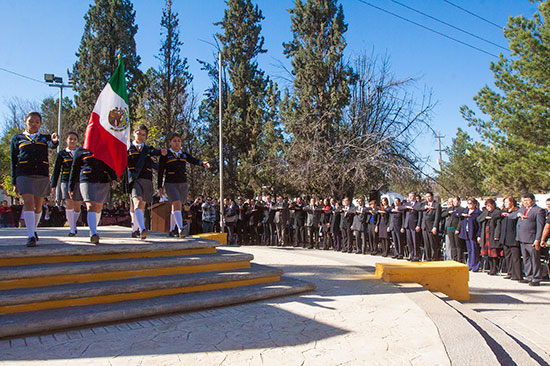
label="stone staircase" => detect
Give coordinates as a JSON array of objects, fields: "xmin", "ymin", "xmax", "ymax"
[{"xmin": 0, "ymin": 239, "xmax": 315, "ymax": 339}]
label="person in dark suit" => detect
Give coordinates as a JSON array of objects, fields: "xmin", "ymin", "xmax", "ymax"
[
  {"xmin": 236, "ymin": 197, "xmax": 249, "ymax": 245},
  {"xmin": 509, "ymin": 193, "xmax": 545, "ymax": 286},
  {"xmin": 274, "ymin": 196, "xmax": 289, "ymax": 246},
  {"xmin": 378, "ymin": 197, "xmax": 391, "ymax": 257},
  {"xmin": 500, "ymin": 196, "xmax": 523, "ymax": 281},
  {"xmin": 263, "ymin": 195, "xmax": 276, "ymax": 246},
  {"xmin": 330, "ymin": 200, "xmax": 342, "ymax": 251},
  {"xmin": 247, "ymin": 198, "xmax": 263, "ymax": 244},
  {"xmin": 305, "ymin": 198, "xmax": 321, "ymax": 249},
  {"xmin": 389, "ymin": 198, "xmax": 405, "ymax": 259},
  {"xmin": 291, "ymin": 197, "xmax": 307, "ymax": 247},
  {"xmin": 477, "ymin": 198, "xmax": 502, "ymax": 275},
  {"xmin": 366, "ymin": 200, "xmax": 380, "ymax": 255},
  {"xmin": 420, "ymin": 192, "xmax": 442, "ymax": 261},
  {"xmin": 340, "ymin": 197, "xmax": 354, "ymax": 253},
  {"xmin": 403, "ymin": 192, "xmax": 423, "ymax": 261},
  {"xmin": 457, "ymin": 198, "xmax": 482, "ymax": 271},
  {"xmin": 351, "ymin": 198, "xmax": 367, "ymax": 254},
  {"xmin": 320, "ymin": 198, "xmax": 333, "ymax": 250}
]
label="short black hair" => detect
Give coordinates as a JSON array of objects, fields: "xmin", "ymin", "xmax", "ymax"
[
  {"xmin": 522, "ymin": 193, "xmax": 535, "ymax": 200},
  {"xmin": 25, "ymin": 111, "xmax": 42, "ymax": 122},
  {"xmin": 66, "ymin": 131, "xmax": 78, "ymax": 139},
  {"xmin": 169, "ymin": 133, "xmax": 181, "ymax": 141},
  {"xmin": 135, "ymin": 124, "xmax": 148, "ymax": 134}
]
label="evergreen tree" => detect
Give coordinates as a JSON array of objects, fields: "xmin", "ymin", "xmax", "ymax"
[
  {"xmin": 198, "ymin": 0, "xmax": 281, "ymax": 197},
  {"xmin": 69, "ymin": 0, "xmax": 142, "ymax": 137},
  {"xmin": 461, "ymin": 0, "xmax": 550, "ymax": 194},
  {"xmin": 141, "ymin": 0, "xmax": 193, "ymax": 146},
  {"xmin": 436, "ymin": 129, "xmax": 487, "ymax": 198},
  {"xmin": 282, "ymin": 0, "xmax": 355, "ymax": 142}
]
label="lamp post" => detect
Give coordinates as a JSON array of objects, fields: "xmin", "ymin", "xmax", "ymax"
[{"xmin": 44, "ymin": 74, "xmax": 72, "ymax": 152}]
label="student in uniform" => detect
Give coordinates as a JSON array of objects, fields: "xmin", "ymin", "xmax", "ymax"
[
  {"xmin": 127, "ymin": 125, "xmax": 167, "ymax": 239},
  {"xmin": 158, "ymin": 133, "xmax": 210, "ymax": 238},
  {"xmin": 51, "ymin": 131, "xmax": 82, "ymax": 237},
  {"xmin": 10, "ymin": 112, "xmax": 59, "ymax": 246},
  {"xmin": 69, "ymin": 147, "xmax": 118, "ymax": 244}
]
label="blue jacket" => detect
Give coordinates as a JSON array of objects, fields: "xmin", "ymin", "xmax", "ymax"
[{"xmin": 11, "ymin": 132, "xmax": 58, "ymax": 184}]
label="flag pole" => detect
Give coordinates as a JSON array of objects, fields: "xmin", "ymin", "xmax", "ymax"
[{"xmin": 218, "ymin": 52, "xmax": 224, "ymax": 233}]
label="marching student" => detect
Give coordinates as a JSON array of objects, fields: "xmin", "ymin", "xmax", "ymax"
[
  {"xmin": 69, "ymin": 147, "xmax": 118, "ymax": 245},
  {"xmin": 10, "ymin": 111, "xmax": 59, "ymax": 247},
  {"xmin": 127, "ymin": 125, "xmax": 167, "ymax": 240},
  {"xmin": 158, "ymin": 133, "xmax": 210, "ymax": 238},
  {"xmin": 51, "ymin": 131, "xmax": 82, "ymax": 237}
]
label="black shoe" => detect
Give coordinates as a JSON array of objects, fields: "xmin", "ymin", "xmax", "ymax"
[
  {"xmin": 503, "ymin": 275, "xmax": 512, "ymax": 279},
  {"xmin": 391, "ymin": 255, "xmax": 398, "ymax": 259},
  {"xmin": 397, "ymin": 255, "xmax": 403, "ymax": 259},
  {"xmin": 68, "ymin": 232, "xmax": 76, "ymax": 237},
  {"xmin": 90, "ymin": 234, "xmax": 100, "ymax": 245},
  {"xmin": 34, "ymin": 232, "xmax": 39, "ymax": 241},
  {"xmin": 140, "ymin": 229, "xmax": 149, "ymax": 240},
  {"xmin": 517, "ymin": 279, "xmax": 529, "ymax": 283},
  {"xmin": 26, "ymin": 237, "xmax": 37, "ymax": 247},
  {"xmin": 132, "ymin": 230, "xmax": 140, "ymax": 238},
  {"xmin": 179, "ymin": 231, "xmax": 186, "ymax": 239},
  {"xmin": 529, "ymin": 281, "xmax": 540, "ymax": 286}
]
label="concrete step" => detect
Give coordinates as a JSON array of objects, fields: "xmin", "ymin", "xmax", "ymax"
[
  {"xmin": 0, "ymin": 264, "xmax": 283, "ymax": 314},
  {"xmin": 0, "ymin": 250, "xmax": 254, "ymax": 290},
  {"xmin": 0, "ymin": 276, "xmax": 316, "ymax": 339},
  {"xmin": 0, "ymin": 239, "xmax": 218, "ymax": 267}
]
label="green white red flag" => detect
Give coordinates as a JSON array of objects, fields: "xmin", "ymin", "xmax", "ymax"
[{"xmin": 83, "ymin": 58, "xmax": 130, "ymax": 177}]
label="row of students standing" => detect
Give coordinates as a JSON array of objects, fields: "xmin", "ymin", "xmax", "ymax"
[{"xmin": 11, "ymin": 112, "xmax": 210, "ymax": 246}]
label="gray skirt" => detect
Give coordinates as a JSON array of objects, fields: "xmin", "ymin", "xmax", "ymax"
[
  {"xmin": 16, "ymin": 175, "xmax": 50, "ymax": 197},
  {"xmin": 80, "ymin": 182, "xmax": 110, "ymax": 203},
  {"xmin": 131, "ymin": 178, "xmax": 154, "ymax": 203},
  {"xmin": 60, "ymin": 182, "xmax": 83, "ymax": 201},
  {"xmin": 165, "ymin": 182, "xmax": 189, "ymax": 203}
]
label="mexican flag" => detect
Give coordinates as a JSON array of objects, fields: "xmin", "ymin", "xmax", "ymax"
[{"xmin": 83, "ymin": 58, "xmax": 130, "ymax": 177}]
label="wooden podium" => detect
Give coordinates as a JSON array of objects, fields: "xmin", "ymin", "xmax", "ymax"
[{"xmin": 151, "ymin": 202, "xmax": 171, "ymax": 233}]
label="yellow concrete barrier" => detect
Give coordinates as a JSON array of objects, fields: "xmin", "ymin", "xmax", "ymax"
[
  {"xmin": 375, "ymin": 261, "xmax": 470, "ymax": 301},
  {"xmin": 191, "ymin": 232, "xmax": 228, "ymax": 245}
]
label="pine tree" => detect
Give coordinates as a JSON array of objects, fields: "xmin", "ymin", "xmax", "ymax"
[
  {"xmin": 283, "ymin": 0, "xmax": 355, "ymax": 142},
  {"xmin": 69, "ymin": 0, "xmax": 143, "ymax": 138},
  {"xmin": 198, "ymin": 0, "xmax": 281, "ymax": 197},
  {"xmin": 436, "ymin": 129, "xmax": 487, "ymax": 198},
  {"xmin": 141, "ymin": 0, "xmax": 193, "ymax": 146},
  {"xmin": 461, "ymin": 0, "xmax": 550, "ymax": 194}
]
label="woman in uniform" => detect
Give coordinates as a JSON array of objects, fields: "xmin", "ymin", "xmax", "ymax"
[
  {"xmin": 69, "ymin": 147, "xmax": 118, "ymax": 244},
  {"xmin": 10, "ymin": 112, "xmax": 59, "ymax": 246},
  {"xmin": 158, "ymin": 133, "xmax": 210, "ymax": 238},
  {"xmin": 51, "ymin": 131, "xmax": 82, "ymax": 237},
  {"xmin": 127, "ymin": 124, "xmax": 166, "ymax": 239}
]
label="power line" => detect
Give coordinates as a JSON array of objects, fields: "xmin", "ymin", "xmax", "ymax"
[
  {"xmin": 390, "ymin": 0, "xmax": 509, "ymax": 51},
  {"xmin": 355, "ymin": 0, "xmax": 500, "ymax": 58},
  {"xmin": 0, "ymin": 66, "xmax": 47, "ymax": 85},
  {"xmin": 442, "ymin": 0, "xmax": 503, "ymax": 29}
]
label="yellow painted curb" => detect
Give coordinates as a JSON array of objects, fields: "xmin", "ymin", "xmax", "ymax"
[
  {"xmin": 0, "ymin": 248, "xmax": 217, "ymax": 267},
  {"xmin": 0, "ymin": 261, "xmax": 251, "ymax": 290},
  {"xmin": 192, "ymin": 233, "xmax": 228, "ymax": 245},
  {"xmin": 0, "ymin": 276, "xmax": 281, "ymax": 314},
  {"xmin": 375, "ymin": 261, "xmax": 470, "ymax": 301}
]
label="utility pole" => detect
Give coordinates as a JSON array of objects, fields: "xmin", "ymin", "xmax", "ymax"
[
  {"xmin": 218, "ymin": 52, "xmax": 224, "ymax": 233},
  {"xmin": 435, "ymin": 131, "xmax": 445, "ymax": 169}
]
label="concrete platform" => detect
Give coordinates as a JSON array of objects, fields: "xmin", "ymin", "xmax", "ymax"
[{"xmin": 375, "ymin": 260, "xmax": 470, "ymax": 301}]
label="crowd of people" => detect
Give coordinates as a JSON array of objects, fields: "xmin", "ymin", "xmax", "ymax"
[{"xmin": 193, "ymin": 192, "xmax": 548, "ymax": 287}]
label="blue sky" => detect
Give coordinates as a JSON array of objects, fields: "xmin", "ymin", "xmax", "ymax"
[{"xmin": 0, "ymin": 0, "xmax": 539, "ymax": 173}]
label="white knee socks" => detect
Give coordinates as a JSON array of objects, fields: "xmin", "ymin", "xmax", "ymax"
[
  {"xmin": 135, "ymin": 209, "xmax": 146, "ymax": 231},
  {"xmin": 173, "ymin": 210, "xmax": 183, "ymax": 231},
  {"xmin": 88, "ymin": 212, "xmax": 97, "ymax": 235},
  {"xmin": 23, "ymin": 211, "xmax": 35, "ymax": 238},
  {"xmin": 66, "ymin": 209, "xmax": 75, "ymax": 233},
  {"xmin": 170, "ymin": 211, "xmax": 175, "ymax": 231}
]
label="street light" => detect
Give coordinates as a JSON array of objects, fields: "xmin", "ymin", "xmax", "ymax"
[{"xmin": 44, "ymin": 74, "xmax": 72, "ymax": 152}]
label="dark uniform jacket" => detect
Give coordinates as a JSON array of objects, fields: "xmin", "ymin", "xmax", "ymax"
[
  {"xmin": 69, "ymin": 148, "xmax": 117, "ymax": 191},
  {"xmin": 51, "ymin": 149, "xmax": 77, "ymax": 187},
  {"xmin": 158, "ymin": 149, "xmax": 203, "ymax": 188},
  {"xmin": 11, "ymin": 132, "xmax": 58, "ymax": 184},
  {"xmin": 420, "ymin": 200, "xmax": 441, "ymax": 231},
  {"xmin": 127, "ymin": 144, "xmax": 162, "ymax": 184}
]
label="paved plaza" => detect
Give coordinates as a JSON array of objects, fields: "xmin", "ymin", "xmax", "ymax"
[{"xmin": 0, "ymin": 228, "xmax": 549, "ymax": 365}]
